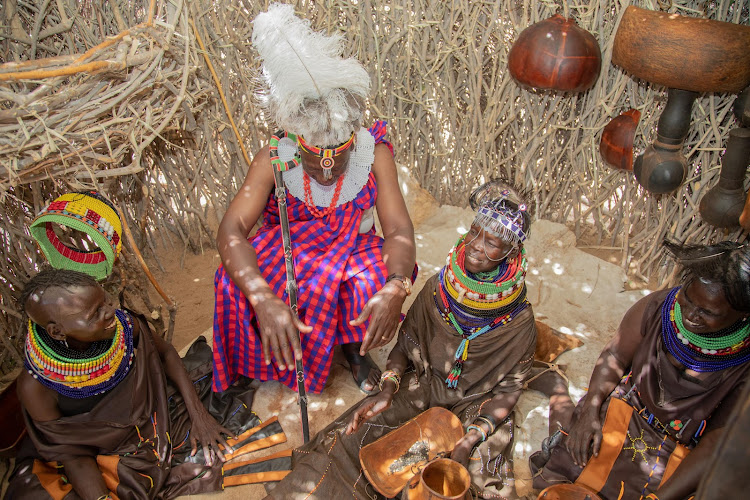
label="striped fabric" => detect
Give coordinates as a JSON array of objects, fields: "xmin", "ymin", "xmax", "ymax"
[{"xmin": 213, "ymin": 146, "xmax": 391, "ymax": 394}]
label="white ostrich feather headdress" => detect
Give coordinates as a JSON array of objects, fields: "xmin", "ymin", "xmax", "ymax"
[{"xmin": 252, "ymin": 3, "xmax": 371, "ymax": 147}]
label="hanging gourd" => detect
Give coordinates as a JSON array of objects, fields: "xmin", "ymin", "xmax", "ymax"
[
  {"xmin": 699, "ymin": 128, "xmax": 750, "ymax": 228},
  {"xmin": 633, "ymin": 89, "xmax": 698, "ymax": 194},
  {"xmin": 508, "ymin": 14, "xmax": 601, "ymax": 93},
  {"xmin": 600, "ymin": 109, "xmax": 641, "ymax": 171}
]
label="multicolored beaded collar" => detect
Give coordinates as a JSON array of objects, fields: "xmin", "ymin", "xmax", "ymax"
[
  {"xmin": 24, "ymin": 309, "xmax": 135, "ymax": 398},
  {"xmin": 438, "ymin": 236, "xmax": 529, "ymax": 388},
  {"xmin": 443, "ymin": 234, "xmax": 528, "ymax": 310},
  {"xmin": 29, "ymin": 191, "xmax": 122, "ymax": 281},
  {"xmin": 662, "ymin": 287, "xmax": 750, "ymax": 372}
]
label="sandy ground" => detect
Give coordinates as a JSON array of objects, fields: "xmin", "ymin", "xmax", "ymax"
[{"xmin": 0, "ymin": 169, "xmax": 652, "ymax": 499}]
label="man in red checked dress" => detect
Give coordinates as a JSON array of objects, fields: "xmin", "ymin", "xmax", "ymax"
[{"xmin": 212, "ymin": 3, "xmax": 416, "ymax": 397}]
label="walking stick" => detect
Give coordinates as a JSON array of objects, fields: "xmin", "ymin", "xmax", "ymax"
[
  {"xmin": 272, "ymin": 166, "xmax": 311, "ymax": 443},
  {"xmin": 189, "ymin": 21, "xmax": 310, "ymax": 443}
]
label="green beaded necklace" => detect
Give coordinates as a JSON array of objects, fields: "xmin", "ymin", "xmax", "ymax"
[{"xmin": 674, "ymin": 300, "xmax": 750, "ymax": 350}]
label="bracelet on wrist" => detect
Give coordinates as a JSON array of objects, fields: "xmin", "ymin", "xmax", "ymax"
[
  {"xmin": 644, "ymin": 494, "xmax": 659, "ymax": 500},
  {"xmin": 466, "ymin": 424, "xmax": 488, "ymax": 443},
  {"xmin": 378, "ymin": 370, "xmax": 401, "ymax": 393},
  {"xmin": 474, "ymin": 415, "xmax": 496, "ymax": 435},
  {"xmin": 96, "ymin": 494, "xmax": 113, "ymax": 500}
]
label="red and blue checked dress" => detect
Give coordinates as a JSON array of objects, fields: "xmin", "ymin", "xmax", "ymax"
[{"xmin": 213, "ymin": 126, "xmax": 392, "ymax": 394}]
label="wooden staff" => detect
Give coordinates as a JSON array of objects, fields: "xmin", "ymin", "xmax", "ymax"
[{"xmin": 271, "ymin": 168, "xmax": 310, "ymax": 443}]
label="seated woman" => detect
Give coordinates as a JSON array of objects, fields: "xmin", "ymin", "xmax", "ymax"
[
  {"xmin": 7, "ymin": 269, "xmax": 285, "ymax": 500},
  {"xmin": 532, "ymin": 241, "xmax": 750, "ymax": 499},
  {"xmin": 265, "ymin": 182, "xmax": 537, "ymax": 499}
]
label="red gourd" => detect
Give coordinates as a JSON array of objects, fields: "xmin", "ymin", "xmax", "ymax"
[{"xmin": 508, "ymin": 14, "xmax": 602, "ymax": 93}]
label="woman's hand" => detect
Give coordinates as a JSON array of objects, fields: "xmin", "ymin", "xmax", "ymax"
[
  {"xmin": 565, "ymin": 405, "xmax": 602, "ymax": 467},
  {"xmin": 450, "ymin": 434, "xmax": 477, "ymax": 469},
  {"xmin": 254, "ymin": 292, "xmax": 313, "ymax": 372},
  {"xmin": 345, "ymin": 391, "xmax": 394, "ymax": 434},
  {"xmin": 350, "ymin": 280, "xmax": 407, "ymax": 355},
  {"xmin": 188, "ymin": 404, "xmax": 234, "ymax": 467}
]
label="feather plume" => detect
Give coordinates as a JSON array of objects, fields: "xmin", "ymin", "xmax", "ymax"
[{"xmin": 252, "ymin": 3, "xmax": 371, "ymax": 145}]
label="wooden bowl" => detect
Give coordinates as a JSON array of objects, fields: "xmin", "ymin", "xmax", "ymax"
[{"xmin": 612, "ymin": 6, "xmax": 750, "ymax": 93}]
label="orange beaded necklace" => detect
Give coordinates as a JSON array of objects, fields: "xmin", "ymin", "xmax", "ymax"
[{"xmin": 303, "ymin": 172, "xmax": 345, "ymax": 218}]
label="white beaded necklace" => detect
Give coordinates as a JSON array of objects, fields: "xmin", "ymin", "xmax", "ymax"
[{"xmin": 281, "ymin": 128, "xmax": 374, "ymax": 207}]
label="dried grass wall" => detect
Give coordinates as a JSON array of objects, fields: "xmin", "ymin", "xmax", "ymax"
[{"xmin": 0, "ymin": 0, "xmax": 748, "ymax": 373}]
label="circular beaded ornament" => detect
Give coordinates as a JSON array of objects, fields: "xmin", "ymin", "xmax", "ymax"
[{"xmin": 24, "ymin": 309, "xmax": 135, "ymax": 398}]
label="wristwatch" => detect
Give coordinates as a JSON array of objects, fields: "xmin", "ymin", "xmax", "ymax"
[{"xmin": 386, "ymin": 273, "xmax": 412, "ymax": 296}]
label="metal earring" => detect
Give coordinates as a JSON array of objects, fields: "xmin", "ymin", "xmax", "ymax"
[{"xmin": 63, "ymin": 338, "xmax": 69, "ymax": 349}]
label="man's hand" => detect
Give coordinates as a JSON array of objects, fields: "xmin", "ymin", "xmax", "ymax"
[
  {"xmin": 254, "ymin": 293, "xmax": 312, "ymax": 371},
  {"xmin": 350, "ymin": 280, "xmax": 407, "ymax": 355}
]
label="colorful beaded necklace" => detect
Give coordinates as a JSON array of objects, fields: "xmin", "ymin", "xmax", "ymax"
[
  {"xmin": 24, "ymin": 309, "xmax": 135, "ymax": 398},
  {"xmin": 443, "ymin": 234, "xmax": 527, "ymax": 310},
  {"xmin": 662, "ymin": 287, "xmax": 750, "ymax": 372},
  {"xmin": 437, "ymin": 236, "xmax": 529, "ymax": 388}
]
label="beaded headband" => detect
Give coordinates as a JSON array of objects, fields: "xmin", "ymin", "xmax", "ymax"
[
  {"xmin": 473, "ymin": 194, "xmax": 528, "ymax": 245},
  {"xmin": 469, "ymin": 181, "xmax": 530, "ymax": 247},
  {"xmin": 30, "ymin": 191, "xmax": 123, "ymax": 281},
  {"xmin": 297, "ymin": 132, "xmax": 356, "ymax": 170}
]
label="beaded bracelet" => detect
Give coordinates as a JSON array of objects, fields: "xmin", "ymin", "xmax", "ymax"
[
  {"xmin": 644, "ymin": 494, "xmax": 659, "ymax": 500},
  {"xmin": 474, "ymin": 415, "xmax": 496, "ymax": 435},
  {"xmin": 466, "ymin": 424, "xmax": 488, "ymax": 442},
  {"xmin": 378, "ymin": 370, "xmax": 401, "ymax": 393},
  {"xmin": 96, "ymin": 494, "xmax": 113, "ymax": 500}
]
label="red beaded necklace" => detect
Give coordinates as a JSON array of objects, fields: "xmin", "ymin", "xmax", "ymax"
[{"xmin": 303, "ymin": 172, "xmax": 345, "ymax": 218}]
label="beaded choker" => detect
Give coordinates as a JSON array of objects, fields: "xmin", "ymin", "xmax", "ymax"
[
  {"xmin": 24, "ymin": 309, "xmax": 135, "ymax": 398},
  {"xmin": 439, "ymin": 236, "xmax": 529, "ymax": 388},
  {"xmin": 443, "ymin": 234, "xmax": 527, "ymax": 310},
  {"xmin": 662, "ymin": 287, "xmax": 750, "ymax": 372}
]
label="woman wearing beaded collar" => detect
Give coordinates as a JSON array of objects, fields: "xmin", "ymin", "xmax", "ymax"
[
  {"xmin": 9, "ymin": 269, "xmax": 272, "ymax": 499},
  {"xmin": 265, "ymin": 181, "xmax": 538, "ymax": 499},
  {"xmin": 532, "ymin": 241, "xmax": 750, "ymax": 500},
  {"xmin": 213, "ymin": 3, "xmax": 416, "ymax": 396}
]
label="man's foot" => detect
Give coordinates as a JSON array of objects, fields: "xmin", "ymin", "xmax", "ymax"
[{"xmin": 341, "ymin": 343, "xmax": 381, "ymax": 394}]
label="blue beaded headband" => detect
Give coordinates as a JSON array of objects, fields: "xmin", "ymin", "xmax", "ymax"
[{"xmin": 473, "ymin": 191, "xmax": 528, "ymax": 245}]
